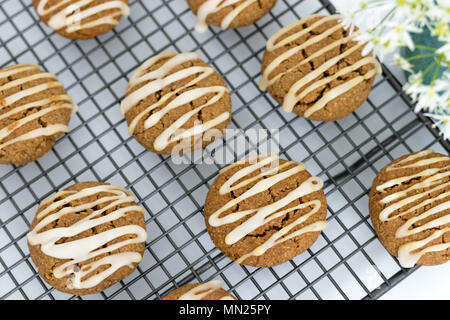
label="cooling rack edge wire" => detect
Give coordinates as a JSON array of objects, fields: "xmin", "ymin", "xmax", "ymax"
[{"xmin": 0, "ymin": 0, "xmax": 448, "ymax": 300}]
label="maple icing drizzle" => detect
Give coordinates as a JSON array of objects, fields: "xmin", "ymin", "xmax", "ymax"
[
  {"xmin": 194, "ymin": 0, "xmax": 257, "ymax": 33},
  {"xmin": 0, "ymin": 64, "xmax": 76, "ymax": 151},
  {"xmin": 376, "ymin": 150, "xmax": 450, "ymax": 268},
  {"xmin": 209, "ymin": 154, "xmax": 327, "ymax": 264},
  {"xmin": 36, "ymin": 0, "xmax": 130, "ymax": 34},
  {"xmin": 178, "ymin": 280, "xmax": 234, "ymax": 300},
  {"xmin": 27, "ymin": 184, "xmax": 147, "ymax": 290},
  {"xmin": 120, "ymin": 51, "xmax": 230, "ymax": 152},
  {"xmin": 260, "ymin": 14, "xmax": 381, "ymax": 117}
]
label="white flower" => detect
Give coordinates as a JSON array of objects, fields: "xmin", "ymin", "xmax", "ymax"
[
  {"xmin": 394, "ymin": 53, "xmax": 414, "ymax": 72},
  {"xmin": 424, "ymin": 113, "xmax": 450, "ymax": 140},
  {"xmin": 433, "ymin": 21, "xmax": 450, "ymax": 41},
  {"xmin": 435, "ymin": 71, "xmax": 450, "ymax": 93},
  {"xmin": 415, "ymin": 86, "xmax": 446, "ymax": 112},
  {"xmin": 428, "ymin": 0, "xmax": 450, "ymax": 23},
  {"xmin": 434, "ymin": 72, "xmax": 450, "ymax": 112},
  {"xmin": 339, "ymin": 15, "xmax": 354, "ymax": 32},
  {"xmin": 384, "ymin": 21, "xmax": 421, "ymax": 51},
  {"xmin": 392, "ymin": 0, "xmax": 430, "ymax": 25},
  {"xmin": 437, "ymin": 43, "xmax": 450, "ymax": 64},
  {"xmin": 336, "ymin": 0, "xmax": 450, "ymax": 140},
  {"xmin": 354, "ymin": 32, "xmax": 376, "ymax": 56},
  {"xmin": 403, "ymin": 72, "xmax": 423, "ymax": 101}
]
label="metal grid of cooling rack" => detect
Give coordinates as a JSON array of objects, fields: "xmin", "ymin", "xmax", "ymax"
[{"xmin": 0, "ymin": 0, "xmax": 449, "ymax": 300}]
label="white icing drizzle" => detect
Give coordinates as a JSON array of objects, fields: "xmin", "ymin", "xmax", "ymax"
[
  {"xmin": 36, "ymin": 0, "xmax": 130, "ymax": 34},
  {"xmin": 377, "ymin": 150, "xmax": 450, "ymax": 268},
  {"xmin": 194, "ymin": 0, "xmax": 257, "ymax": 33},
  {"xmin": 0, "ymin": 64, "xmax": 77, "ymax": 151},
  {"xmin": 120, "ymin": 51, "xmax": 230, "ymax": 152},
  {"xmin": 208, "ymin": 154, "xmax": 327, "ymax": 264},
  {"xmin": 177, "ymin": 280, "xmax": 234, "ymax": 300},
  {"xmin": 27, "ymin": 184, "xmax": 147, "ymax": 290},
  {"xmin": 260, "ymin": 14, "xmax": 382, "ymax": 117}
]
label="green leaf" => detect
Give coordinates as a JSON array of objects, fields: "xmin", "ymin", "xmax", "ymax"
[{"xmin": 402, "ymin": 27, "xmax": 447, "ymax": 85}]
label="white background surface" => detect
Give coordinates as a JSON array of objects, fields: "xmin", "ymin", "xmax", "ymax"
[{"xmin": 380, "ymin": 263, "xmax": 450, "ymax": 300}]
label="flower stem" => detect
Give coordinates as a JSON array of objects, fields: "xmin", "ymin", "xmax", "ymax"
[
  {"xmin": 370, "ymin": 6, "xmax": 397, "ymax": 33},
  {"xmin": 421, "ymin": 61, "xmax": 437, "ymax": 80},
  {"xmin": 414, "ymin": 44, "xmax": 437, "ymax": 52},
  {"xmin": 431, "ymin": 56, "xmax": 443, "ymax": 86},
  {"xmin": 405, "ymin": 53, "xmax": 440, "ymax": 61}
]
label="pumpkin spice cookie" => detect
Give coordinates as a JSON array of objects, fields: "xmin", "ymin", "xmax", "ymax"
[
  {"xmin": 27, "ymin": 182, "xmax": 147, "ymax": 295},
  {"xmin": 0, "ymin": 64, "xmax": 76, "ymax": 166},
  {"xmin": 204, "ymin": 154, "xmax": 328, "ymax": 267},
  {"xmin": 33, "ymin": 0, "xmax": 130, "ymax": 40},
  {"xmin": 120, "ymin": 51, "xmax": 232, "ymax": 155},
  {"xmin": 162, "ymin": 280, "xmax": 236, "ymax": 300},
  {"xmin": 187, "ymin": 0, "xmax": 278, "ymax": 33},
  {"xmin": 369, "ymin": 150, "xmax": 450, "ymax": 268},
  {"xmin": 260, "ymin": 14, "xmax": 381, "ymax": 121}
]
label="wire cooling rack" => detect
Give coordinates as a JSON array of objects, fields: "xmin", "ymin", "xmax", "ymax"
[{"xmin": 0, "ymin": 0, "xmax": 449, "ymax": 301}]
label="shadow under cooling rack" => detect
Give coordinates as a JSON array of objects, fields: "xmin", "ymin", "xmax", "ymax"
[{"xmin": 0, "ymin": 0, "xmax": 449, "ymax": 300}]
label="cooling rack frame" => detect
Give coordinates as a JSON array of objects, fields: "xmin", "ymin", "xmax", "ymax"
[{"xmin": 0, "ymin": 0, "xmax": 449, "ymax": 300}]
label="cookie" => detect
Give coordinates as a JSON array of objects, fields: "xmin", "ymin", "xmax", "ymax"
[
  {"xmin": 369, "ymin": 150, "xmax": 450, "ymax": 268},
  {"xmin": 162, "ymin": 280, "xmax": 236, "ymax": 300},
  {"xmin": 0, "ymin": 64, "xmax": 76, "ymax": 166},
  {"xmin": 120, "ymin": 51, "xmax": 232, "ymax": 155},
  {"xmin": 260, "ymin": 14, "xmax": 381, "ymax": 121},
  {"xmin": 27, "ymin": 182, "xmax": 147, "ymax": 295},
  {"xmin": 33, "ymin": 0, "xmax": 130, "ymax": 40},
  {"xmin": 187, "ymin": 0, "xmax": 278, "ymax": 33},
  {"xmin": 204, "ymin": 154, "xmax": 328, "ymax": 267}
]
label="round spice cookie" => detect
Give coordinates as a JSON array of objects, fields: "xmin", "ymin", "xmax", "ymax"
[
  {"xmin": 120, "ymin": 51, "xmax": 232, "ymax": 155},
  {"xmin": 187, "ymin": 0, "xmax": 278, "ymax": 33},
  {"xmin": 0, "ymin": 64, "xmax": 76, "ymax": 166},
  {"xmin": 369, "ymin": 150, "xmax": 450, "ymax": 268},
  {"xmin": 204, "ymin": 154, "xmax": 328, "ymax": 267},
  {"xmin": 27, "ymin": 182, "xmax": 147, "ymax": 295},
  {"xmin": 162, "ymin": 280, "xmax": 236, "ymax": 300},
  {"xmin": 260, "ymin": 14, "xmax": 381, "ymax": 122},
  {"xmin": 32, "ymin": 0, "xmax": 130, "ymax": 40}
]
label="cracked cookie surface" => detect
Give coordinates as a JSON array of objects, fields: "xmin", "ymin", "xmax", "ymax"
[
  {"xmin": 121, "ymin": 51, "xmax": 231, "ymax": 155},
  {"xmin": 369, "ymin": 150, "xmax": 450, "ymax": 267},
  {"xmin": 260, "ymin": 14, "xmax": 380, "ymax": 121},
  {"xmin": 0, "ymin": 64, "xmax": 75, "ymax": 165},
  {"xmin": 27, "ymin": 181, "xmax": 147, "ymax": 295},
  {"xmin": 204, "ymin": 155, "xmax": 327, "ymax": 267}
]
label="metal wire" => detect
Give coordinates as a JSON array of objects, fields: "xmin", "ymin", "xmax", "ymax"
[{"xmin": 0, "ymin": 0, "xmax": 448, "ymax": 300}]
